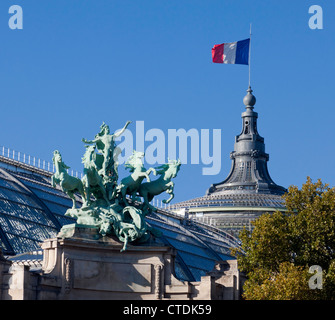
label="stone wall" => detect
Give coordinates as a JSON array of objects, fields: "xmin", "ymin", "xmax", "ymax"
[
  {"xmin": 0, "ymin": 226, "xmax": 243, "ymax": 300},
  {"xmin": 0, "ymin": 248, "xmax": 11, "ymax": 300}
]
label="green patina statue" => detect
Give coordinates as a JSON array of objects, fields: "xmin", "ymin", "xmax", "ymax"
[
  {"xmin": 114, "ymin": 150, "xmax": 156, "ymax": 205},
  {"xmin": 51, "ymin": 150, "xmax": 86, "ymax": 208},
  {"xmin": 51, "ymin": 121, "xmax": 181, "ymax": 252},
  {"xmin": 139, "ymin": 159, "xmax": 181, "ymax": 213},
  {"xmin": 81, "ymin": 145, "xmax": 111, "ymax": 207},
  {"xmin": 82, "ymin": 121, "xmax": 131, "ymax": 178}
]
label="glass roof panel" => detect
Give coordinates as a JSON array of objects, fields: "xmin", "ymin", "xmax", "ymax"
[
  {"xmin": 0, "ymin": 213, "xmax": 56, "ymax": 240},
  {"xmin": 53, "ymin": 214, "xmax": 76, "ymax": 226},
  {"xmin": 0, "ymin": 238, "xmax": 7, "ymax": 252},
  {"xmin": 0, "ymin": 199, "xmax": 54, "ymax": 227},
  {"xmin": 0, "ymin": 228, "xmax": 10, "ymax": 253},
  {"xmin": 197, "ymin": 237, "xmax": 232, "ymax": 255},
  {"xmin": 174, "ymin": 259, "xmax": 194, "ymax": 282},
  {"xmin": 29, "ymin": 188, "xmax": 73, "ymax": 207},
  {"xmin": 5, "ymin": 233, "xmax": 41, "ymax": 254},
  {"xmin": 177, "ymin": 251, "xmax": 216, "ymax": 271},
  {"xmin": 188, "ymin": 266, "xmax": 208, "ymax": 281},
  {"xmin": 164, "ymin": 237, "xmax": 216, "ymax": 260},
  {"xmin": 0, "ymin": 213, "xmax": 58, "ymax": 254},
  {"xmin": 148, "ymin": 220, "xmax": 201, "ymax": 246},
  {"xmin": 0, "ymin": 178, "xmax": 24, "ymax": 192},
  {"xmin": 0, "ymin": 187, "xmax": 42, "ymax": 208},
  {"xmin": 42, "ymin": 199, "xmax": 70, "ymax": 215},
  {"xmin": 20, "ymin": 179, "xmax": 66, "ymax": 196}
]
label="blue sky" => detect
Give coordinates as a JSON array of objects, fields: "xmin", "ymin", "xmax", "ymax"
[{"xmin": 0, "ymin": 0, "xmax": 334, "ymax": 203}]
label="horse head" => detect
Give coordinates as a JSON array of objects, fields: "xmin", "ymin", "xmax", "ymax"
[
  {"xmin": 52, "ymin": 150, "xmax": 61, "ymax": 164},
  {"xmin": 125, "ymin": 150, "xmax": 145, "ymax": 172},
  {"xmin": 52, "ymin": 150, "xmax": 70, "ymax": 172},
  {"xmin": 154, "ymin": 159, "xmax": 181, "ymax": 179},
  {"xmin": 168, "ymin": 159, "xmax": 181, "ymax": 178}
]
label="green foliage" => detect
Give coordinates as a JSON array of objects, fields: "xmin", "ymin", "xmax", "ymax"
[
  {"xmin": 242, "ymin": 262, "xmax": 311, "ymax": 300},
  {"xmin": 232, "ymin": 177, "xmax": 335, "ymax": 300}
]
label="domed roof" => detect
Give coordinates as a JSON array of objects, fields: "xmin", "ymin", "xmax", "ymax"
[{"xmin": 172, "ymin": 87, "xmax": 287, "ymax": 213}]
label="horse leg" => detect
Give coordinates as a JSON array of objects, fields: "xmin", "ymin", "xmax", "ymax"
[
  {"xmin": 67, "ymin": 191, "xmax": 76, "ymax": 209},
  {"xmin": 60, "ymin": 180, "xmax": 66, "ymax": 193},
  {"xmin": 145, "ymin": 193, "xmax": 156, "ymax": 213},
  {"xmin": 140, "ymin": 191, "xmax": 152, "ymax": 214},
  {"xmin": 140, "ymin": 171, "xmax": 151, "ymax": 182},
  {"xmin": 163, "ymin": 182, "xmax": 174, "ymax": 204},
  {"xmin": 131, "ymin": 192, "xmax": 139, "ymax": 203},
  {"xmin": 52, "ymin": 176, "xmax": 60, "ymax": 188},
  {"xmin": 78, "ymin": 182, "xmax": 86, "ymax": 204},
  {"xmin": 147, "ymin": 193, "xmax": 155, "ymax": 203},
  {"xmin": 146, "ymin": 168, "xmax": 157, "ymax": 176},
  {"xmin": 121, "ymin": 186, "xmax": 128, "ymax": 205},
  {"xmin": 82, "ymin": 176, "xmax": 91, "ymax": 206},
  {"xmin": 51, "ymin": 176, "xmax": 55, "ymax": 188},
  {"xmin": 99, "ymin": 180, "xmax": 110, "ymax": 206},
  {"xmin": 163, "ymin": 189, "xmax": 174, "ymax": 204},
  {"xmin": 86, "ymin": 187, "xmax": 91, "ymax": 206}
]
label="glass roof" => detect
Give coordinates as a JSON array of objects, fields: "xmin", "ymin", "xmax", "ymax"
[
  {"xmin": 0, "ymin": 164, "xmax": 239, "ymax": 282},
  {"xmin": 147, "ymin": 213, "xmax": 236, "ymax": 281}
]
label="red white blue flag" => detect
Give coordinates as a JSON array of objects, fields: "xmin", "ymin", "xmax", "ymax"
[{"xmin": 212, "ymin": 38, "xmax": 250, "ymax": 65}]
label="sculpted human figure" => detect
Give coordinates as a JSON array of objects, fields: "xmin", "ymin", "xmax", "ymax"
[
  {"xmin": 81, "ymin": 145, "xmax": 110, "ymax": 206},
  {"xmin": 82, "ymin": 121, "xmax": 131, "ymax": 177}
]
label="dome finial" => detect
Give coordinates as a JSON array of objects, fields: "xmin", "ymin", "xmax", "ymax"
[{"xmin": 243, "ymin": 86, "xmax": 256, "ymax": 108}]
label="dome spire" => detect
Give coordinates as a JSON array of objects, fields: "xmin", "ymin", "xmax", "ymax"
[{"xmin": 206, "ymin": 87, "xmax": 286, "ymax": 196}]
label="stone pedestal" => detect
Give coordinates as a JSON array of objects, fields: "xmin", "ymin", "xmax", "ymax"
[
  {"xmin": 1, "ymin": 226, "xmax": 243, "ymax": 300},
  {"xmin": 38, "ymin": 225, "xmax": 188, "ymax": 300},
  {"xmin": 207, "ymin": 260, "xmax": 244, "ymax": 300}
]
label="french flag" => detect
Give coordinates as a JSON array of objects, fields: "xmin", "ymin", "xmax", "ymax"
[{"xmin": 212, "ymin": 38, "xmax": 250, "ymax": 65}]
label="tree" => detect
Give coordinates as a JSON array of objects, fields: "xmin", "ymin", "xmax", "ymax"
[{"xmin": 232, "ymin": 177, "xmax": 335, "ymax": 299}]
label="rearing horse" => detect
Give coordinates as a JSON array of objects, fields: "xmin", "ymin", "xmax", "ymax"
[
  {"xmin": 115, "ymin": 151, "xmax": 156, "ymax": 204},
  {"xmin": 81, "ymin": 145, "xmax": 110, "ymax": 206},
  {"xmin": 139, "ymin": 159, "xmax": 181, "ymax": 214},
  {"xmin": 51, "ymin": 150, "xmax": 86, "ymax": 209}
]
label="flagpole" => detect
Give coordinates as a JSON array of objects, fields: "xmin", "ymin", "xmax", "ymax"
[{"xmin": 249, "ymin": 23, "xmax": 252, "ymax": 88}]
